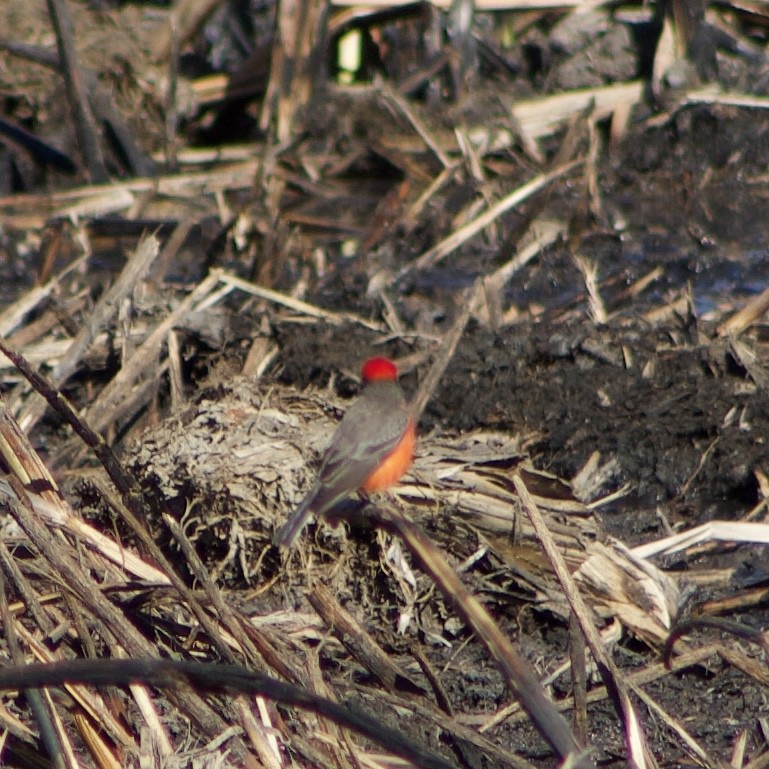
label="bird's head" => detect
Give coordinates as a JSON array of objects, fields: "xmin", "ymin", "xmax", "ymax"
[{"xmin": 361, "ymin": 357, "xmax": 398, "ymax": 383}]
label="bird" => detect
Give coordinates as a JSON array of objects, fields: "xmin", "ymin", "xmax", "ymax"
[{"xmin": 275, "ymin": 357, "xmax": 416, "ymax": 548}]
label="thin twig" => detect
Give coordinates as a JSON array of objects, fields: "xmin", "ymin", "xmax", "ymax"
[
  {"xmin": 370, "ymin": 502, "xmax": 594, "ymax": 769},
  {"xmin": 0, "ymin": 570, "xmax": 66, "ymax": 769},
  {"xmin": 379, "ymin": 79, "xmax": 453, "ymax": 168},
  {"xmin": 411, "ymin": 279, "xmax": 480, "ymax": 421},
  {"xmin": 45, "ymin": 0, "xmax": 108, "ymax": 182},
  {"xmin": 216, "ymin": 271, "xmax": 386, "ymax": 331},
  {"xmin": 0, "ymin": 337, "xmax": 245, "ymax": 667},
  {"xmin": 398, "ymin": 160, "xmax": 582, "ymax": 280},
  {"xmin": 16, "ymin": 235, "xmax": 161, "ymax": 432},
  {"xmin": 513, "ymin": 474, "xmax": 652, "ymax": 769}
]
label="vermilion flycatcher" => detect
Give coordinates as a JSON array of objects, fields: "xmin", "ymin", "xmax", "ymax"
[{"xmin": 275, "ymin": 357, "xmax": 416, "ymax": 547}]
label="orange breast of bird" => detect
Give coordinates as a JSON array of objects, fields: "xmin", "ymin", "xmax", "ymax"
[{"xmin": 361, "ymin": 419, "xmax": 416, "ymax": 492}]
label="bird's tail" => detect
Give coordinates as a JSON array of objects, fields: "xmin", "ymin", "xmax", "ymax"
[{"xmin": 273, "ymin": 490, "xmax": 317, "ymax": 548}]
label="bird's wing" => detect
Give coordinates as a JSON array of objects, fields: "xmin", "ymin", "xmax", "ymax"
[{"xmin": 310, "ymin": 395, "xmax": 411, "ymax": 514}]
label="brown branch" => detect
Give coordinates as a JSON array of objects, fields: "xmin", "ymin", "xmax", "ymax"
[
  {"xmin": 45, "ymin": 0, "xmax": 109, "ymax": 182},
  {"xmin": 369, "ymin": 503, "xmax": 594, "ymax": 769},
  {"xmin": 0, "ymin": 659, "xmax": 460, "ymax": 769}
]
